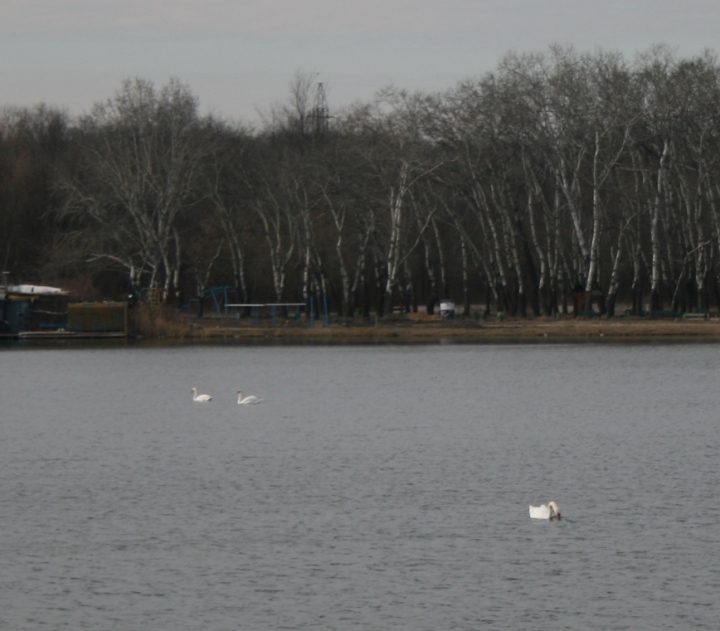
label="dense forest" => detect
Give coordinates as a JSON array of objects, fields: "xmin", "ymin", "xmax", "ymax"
[{"xmin": 3, "ymin": 45, "xmax": 720, "ymax": 318}]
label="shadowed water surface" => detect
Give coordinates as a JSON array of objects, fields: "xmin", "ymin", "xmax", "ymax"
[{"xmin": 1, "ymin": 343, "xmax": 719, "ymax": 630}]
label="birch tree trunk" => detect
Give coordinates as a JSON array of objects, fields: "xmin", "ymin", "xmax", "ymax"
[{"xmin": 651, "ymin": 139, "xmax": 670, "ymax": 313}]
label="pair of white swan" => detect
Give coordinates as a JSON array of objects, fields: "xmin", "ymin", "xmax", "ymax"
[
  {"xmin": 191, "ymin": 387, "xmax": 263, "ymax": 404},
  {"xmin": 529, "ymin": 501, "xmax": 561, "ymax": 520}
]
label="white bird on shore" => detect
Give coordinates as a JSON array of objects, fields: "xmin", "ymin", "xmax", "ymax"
[
  {"xmin": 191, "ymin": 387, "xmax": 212, "ymax": 402},
  {"xmin": 237, "ymin": 390, "xmax": 263, "ymax": 404},
  {"xmin": 529, "ymin": 501, "xmax": 561, "ymax": 520}
]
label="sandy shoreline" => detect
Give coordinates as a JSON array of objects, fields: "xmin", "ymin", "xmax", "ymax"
[{"xmin": 188, "ymin": 317, "xmax": 720, "ymax": 343}]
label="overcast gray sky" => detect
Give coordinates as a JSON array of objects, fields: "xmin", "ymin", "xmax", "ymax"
[{"xmin": 2, "ymin": 1, "xmax": 720, "ymax": 123}]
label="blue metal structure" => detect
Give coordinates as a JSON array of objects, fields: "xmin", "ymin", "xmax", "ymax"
[
  {"xmin": 203, "ymin": 286, "xmax": 237, "ymax": 319},
  {"xmin": 0, "ymin": 299, "xmax": 31, "ymax": 333}
]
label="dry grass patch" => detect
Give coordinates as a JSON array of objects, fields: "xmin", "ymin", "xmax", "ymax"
[{"xmin": 131, "ymin": 304, "xmax": 195, "ymax": 338}]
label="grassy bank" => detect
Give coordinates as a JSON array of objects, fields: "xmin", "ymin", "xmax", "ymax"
[{"xmin": 132, "ymin": 306, "xmax": 720, "ymax": 342}]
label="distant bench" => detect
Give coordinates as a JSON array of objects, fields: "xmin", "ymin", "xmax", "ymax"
[{"xmin": 683, "ymin": 312, "xmax": 710, "ymax": 320}]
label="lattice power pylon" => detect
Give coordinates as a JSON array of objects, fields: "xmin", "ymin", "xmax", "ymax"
[{"xmin": 310, "ymin": 82, "xmax": 331, "ymax": 135}]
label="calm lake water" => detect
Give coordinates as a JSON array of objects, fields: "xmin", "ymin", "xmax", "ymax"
[{"xmin": 1, "ymin": 341, "xmax": 719, "ymax": 630}]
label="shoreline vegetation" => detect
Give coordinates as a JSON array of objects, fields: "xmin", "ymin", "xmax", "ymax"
[
  {"xmin": 9, "ymin": 48, "xmax": 720, "ymax": 330},
  {"xmin": 131, "ymin": 306, "xmax": 720, "ymax": 343}
]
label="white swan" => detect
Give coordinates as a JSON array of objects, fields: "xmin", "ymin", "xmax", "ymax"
[
  {"xmin": 529, "ymin": 501, "xmax": 561, "ymax": 520},
  {"xmin": 191, "ymin": 387, "xmax": 212, "ymax": 402},
  {"xmin": 237, "ymin": 390, "xmax": 263, "ymax": 404}
]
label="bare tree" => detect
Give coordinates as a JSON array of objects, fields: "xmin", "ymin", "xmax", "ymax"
[{"xmin": 57, "ymin": 78, "xmax": 213, "ymax": 299}]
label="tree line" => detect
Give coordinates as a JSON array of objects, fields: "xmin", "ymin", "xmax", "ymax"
[{"xmin": 3, "ymin": 45, "xmax": 720, "ymax": 318}]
